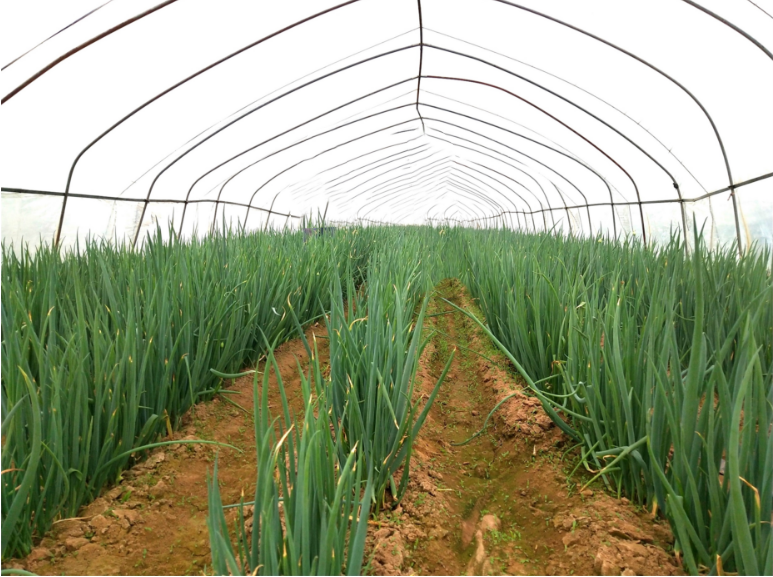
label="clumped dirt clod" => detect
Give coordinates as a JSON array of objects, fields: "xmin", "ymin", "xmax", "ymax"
[{"xmin": 13, "ymin": 280, "xmax": 680, "ymax": 576}]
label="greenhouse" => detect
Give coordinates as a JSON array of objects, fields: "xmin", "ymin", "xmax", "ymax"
[{"xmin": 1, "ymin": 1, "xmax": 771, "ymax": 576}]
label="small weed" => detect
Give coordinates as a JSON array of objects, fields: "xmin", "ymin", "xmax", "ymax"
[{"xmin": 489, "ymin": 528, "xmax": 521, "ymax": 545}]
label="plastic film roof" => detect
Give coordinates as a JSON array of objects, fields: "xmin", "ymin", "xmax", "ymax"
[{"xmin": 2, "ymin": 0, "xmax": 772, "ymax": 252}]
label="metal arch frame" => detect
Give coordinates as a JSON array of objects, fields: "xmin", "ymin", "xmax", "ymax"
[
  {"xmin": 62, "ymin": 44, "xmax": 621, "ymax": 242},
  {"xmin": 358, "ymin": 178, "xmax": 463, "ymax": 222},
  {"xmin": 422, "ymin": 26, "xmax": 709, "ymax": 197},
  {"xmin": 52, "ymin": 0, "xmax": 368, "ymax": 246},
  {"xmin": 399, "ymin": 162, "xmax": 517, "ymax": 216},
  {"xmin": 426, "ymin": 124, "xmax": 587, "ymax": 213},
  {"xmin": 203, "ymin": 121, "xmax": 424, "ymax": 232},
  {"xmin": 351, "ymin": 160, "xmax": 455, "ymax": 205},
  {"xmin": 216, "ymin": 86, "xmax": 421, "ymax": 205},
  {"xmin": 236, "ymin": 119, "xmax": 429, "ymax": 223},
  {"xmin": 209, "ymin": 109, "xmax": 423, "ymax": 233},
  {"xmin": 423, "ymin": 44, "xmax": 694, "ymax": 239},
  {"xmin": 268, "ymin": 5, "xmax": 773, "ymax": 234},
  {"xmin": 424, "ymin": 75, "xmax": 642, "ymax": 242},
  {"xmin": 451, "ymin": 158, "xmax": 551, "ymax": 229},
  {"xmin": 234, "ymin": 93, "xmax": 610, "ymax": 233},
  {"xmin": 421, "ymin": 111, "xmax": 601, "ymax": 230},
  {"xmin": 178, "ymin": 77, "xmax": 421, "ymax": 234},
  {"xmin": 427, "ymin": 130, "xmax": 574, "ymax": 235},
  {"xmin": 443, "ymin": 175, "xmax": 508, "ymax": 213},
  {"xmin": 362, "ymin": 175, "xmax": 457, "ymax": 217},
  {"xmin": 415, "ymin": 0, "xmax": 426, "ymax": 134},
  {"xmin": 428, "ymin": 133, "xmax": 562, "ymax": 230},
  {"xmin": 350, "ymin": 168, "xmax": 487, "ymax": 220},
  {"xmin": 263, "ymin": 138, "xmax": 426, "ymax": 202},
  {"xmin": 298, "ymin": 157, "xmax": 457, "ymax": 221},
  {"xmin": 295, "ymin": 142, "xmax": 432, "ymax": 202},
  {"xmin": 319, "ymin": 136, "xmax": 537, "ymax": 217},
  {"xmin": 165, "ymin": 32, "xmax": 424, "ymax": 228},
  {"xmin": 327, "ymin": 151, "xmax": 448, "ymax": 202},
  {"xmin": 336, "ymin": 4, "xmax": 769, "ymax": 240},
  {"xmin": 360, "ymin": 171, "xmax": 503, "ymax": 223},
  {"xmin": 431, "ymin": 130, "xmax": 578, "ymax": 234},
  {"xmin": 322, "ymin": 153, "xmax": 529, "ymax": 227},
  {"xmin": 437, "ymin": 197, "xmax": 485, "ymax": 224},
  {"xmin": 422, "ymin": 104, "xmax": 616, "ymax": 204},
  {"xmin": 351, "ymin": 159, "xmax": 522, "ymax": 222},
  {"xmin": 680, "ymin": 0, "xmax": 773, "ymax": 61},
  {"xmin": 288, "ymin": 134, "xmax": 426, "ymax": 200},
  {"xmin": 310, "ymin": 141, "xmax": 429, "ymax": 190},
  {"xmin": 419, "ymin": 88, "xmax": 622, "ymax": 206},
  {"xmin": 320, "ymin": 141, "xmax": 437, "ymax": 191},
  {"xmin": 176, "ymin": 61, "xmax": 644, "ymax": 242},
  {"xmin": 403, "ymin": 178, "xmax": 532, "ymax": 231},
  {"xmin": 457, "ymin": 153, "xmax": 549, "ymax": 228},
  {"xmin": 450, "ymin": 159, "xmax": 532, "ymax": 215},
  {"xmin": 328, "ymin": 151, "xmax": 533, "ymax": 227},
  {"xmin": 258, "ymin": 151, "xmax": 434, "ymax": 230},
  {"xmin": 444, "ymin": 173, "xmax": 524, "ymax": 223},
  {"xmin": 442, "ymin": 138, "xmax": 556, "ymax": 212},
  {"xmin": 441, "ymin": 179, "xmax": 534, "ymax": 229},
  {"xmin": 254, "ymin": 129, "xmax": 436, "ymax": 206},
  {"xmin": 133, "ymin": 45, "xmax": 422, "ymax": 246},
  {"xmin": 261, "ymin": 110, "xmax": 561, "ymax": 232},
  {"xmin": 432, "ymin": 180, "xmax": 504, "ymax": 221},
  {"xmin": 244, "ymin": 118, "xmax": 428, "ymax": 228},
  {"xmin": 2, "ymin": 0, "xmax": 181, "ymax": 103},
  {"xmin": 439, "ymin": 159, "xmax": 543, "ymax": 228},
  {"xmin": 201, "ymin": 95, "xmax": 564, "ymax": 228},
  {"xmin": 2, "ymin": 0, "xmax": 114, "ymax": 71},
  {"xmin": 489, "ymin": 0, "xmax": 751, "ymax": 253},
  {"xmin": 12, "ymin": 0, "xmax": 764, "ymax": 247},
  {"xmin": 450, "ymin": 177, "xmax": 773, "ymax": 232},
  {"xmin": 440, "ymin": 203, "xmax": 480, "ymax": 224},
  {"xmin": 324, "ymin": 154, "xmax": 534, "ymax": 223},
  {"xmin": 418, "ymin": 0, "xmax": 773, "ymax": 241},
  {"xmin": 160, "ymin": 41, "xmax": 634, "ymax": 241},
  {"xmin": 436, "ymin": 180, "xmax": 502, "ymax": 219}
]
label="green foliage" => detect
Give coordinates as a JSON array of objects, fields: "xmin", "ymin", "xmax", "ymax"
[
  {"xmin": 1, "ymin": 225, "xmax": 360, "ymax": 558},
  {"xmin": 4, "ymin": 222, "xmax": 771, "ymax": 576},
  {"xmin": 206, "ymin": 238, "xmax": 452, "ymax": 575},
  {"xmin": 207, "ymin": 347, "xmax": 372, "ymax": 576},
  {"xmin": 318, "ymin": 249, "xmax": 452, "ymax": 510},
  {"xmin": 456, "ymin": 227, "xmax": 772, "ymax": 575}
]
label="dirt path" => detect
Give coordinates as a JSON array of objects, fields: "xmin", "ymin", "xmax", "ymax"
[
  {"xmin": 364, "ymin": 279, "xmax": 682, "ymax": 576},
  {"xmin": 13, "ymin": 280, "xmax": 682, "ymax": 576}
]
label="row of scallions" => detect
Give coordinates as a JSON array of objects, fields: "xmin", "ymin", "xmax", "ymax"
[
  {"xmin": 1, "ymin": 223, "xmax": 365, "ymax": 559},
  {"xmin": 207, "ymin": 345, "xmax": 372, "ymax": 576},
  {"xmin": 4, "ymin": 221, "xmax": 771, "ymax": 575},
  {"xmin": 456, "ymin": 223, "xmax": 772, "ymax": 576},
  {"xmin": 206, "ymin": 238, "xmax": 452, "ymax": 574},
  {"xmin": 307, "ymin": 241, "xmax": 453, "ymax": 511}
]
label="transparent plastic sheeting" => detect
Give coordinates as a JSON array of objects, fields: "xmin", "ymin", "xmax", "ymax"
[{"xmin": 1, "ymin": 0, "xmax": 771, "ymax": 253}]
